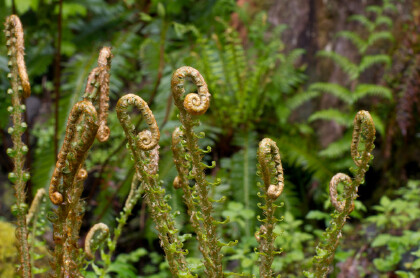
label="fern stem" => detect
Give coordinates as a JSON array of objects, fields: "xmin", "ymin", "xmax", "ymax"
[
  {"xmin": 171, "ymin": 66, "xmax": 223, "ymax": 277},
  {"xmin": 5, "ymin": 15, "xmax": 32, "ymax": 278},
  {"xmin": 306, "ymin": 111, "xmax": 375, "ymax": 278},
  {"xmin": 256, "ymin": 138, "xmax": 284, "ymax": 277},
  {"xmin": 116, "ymin": 94, "xmax": 191, "ymax": 277}
]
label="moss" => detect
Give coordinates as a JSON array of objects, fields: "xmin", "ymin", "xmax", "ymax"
[{"xmin": 0, "ymin": 221, "xmax": 18, "ymax": 277}]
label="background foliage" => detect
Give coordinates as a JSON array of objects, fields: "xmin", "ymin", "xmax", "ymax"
[{"xmin": 0, "ymin": 0, "xmax": 419, "ymax": 277}]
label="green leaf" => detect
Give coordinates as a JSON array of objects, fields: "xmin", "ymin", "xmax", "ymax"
[
  {"xmin": 306, "ymin": 210, "xmax": 330, "ymax": 221},
  {"xmin": 139, "ymin": 12, "xmax": 153, "ymax": 22},
  {"xmin": 366, "ymin": 5, "xmax": 383, "ymax": 15},
  {"xmin": 308, "ymin": 109, "xmax": 353, "ymax": 126},
  {"xmin": 308, "ymin": 82, "xmax": 352, "ymax": 104},
  {"xmin": 319, "ymin": 133, "xmax": 352, "ymax": 158},
  {"xmin": 157, "ymin": 2, "xmax": 165, "ymax": 18},
  {"xmin": 317, "ymin": 51, "xmax": 358, "ymax": 80},
  {"xmin": 286, "ymin": 91, "xmax": 320, "ymax": 110},
  {"xmin": 375, "ymin": 15, "xmax": 393, "ymax": 28},
  {"xmin": 348, "ymin": 15, "xmax": 375, "ymax": 31},
  {"xmin": 358, "ymin": 55, "xmax": 391, "ymax": 74},
  {"xmin": 372, "ymin": 234, "xmax": 391, "ymax": 247},
  {"xmin": 353, "ymin": 84, "xmax": 392, "ymax": 102},
  {"xmin": 367, "ymin": 31, "xmax": 394, "ymax": 49},
  {"xmin": 337, "ymin": 31, "xmax": 366, "ymax": 53}
]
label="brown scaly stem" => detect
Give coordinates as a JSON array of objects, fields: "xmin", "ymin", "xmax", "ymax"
[
  {"xmin": 83, "ymin": 46, "xmax": 113, "ymax": 142},
  {"xmin": 305, "ymin": 110, "xmax": 375, "ymax": 278},
  {"xmin": 4, "ymin": 15, "xmax": 32, "ymax": 278},
  {"xmin": 48, "ymin": 101, "xmax": 98, "ymax": 278},
  {"xmin": 116, "ymin": 94, "xmax": 192, "ymax": 277},
  {"xmin": 255, "ymin": 138, "xmax": 284, "ymax": 278},
  {"xmin": 171, "ymin": 66, "xmax": 226, "ymax": 277}
]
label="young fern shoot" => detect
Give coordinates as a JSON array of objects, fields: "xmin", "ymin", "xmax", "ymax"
[
  {"xmin": 256, "ymin": 138, "xmax": 284, "ymax": 278},
  {"xmin": 4, "ymin": 14, "xmax": 32, "ymax": 278},
  {"xmin": 305, "ymin": 110, "xmax": 375, "ymax": 278},
  {"xmin": 48, "ymin": 101, "xmax": 98, "ymax": 277},
  {"xmin": 172, "ymin": 66, "xmax": 231, "ymax": 277},
  {"xmin": 116, "ymin": 94, "xmax": 192, "ymax": 277}
]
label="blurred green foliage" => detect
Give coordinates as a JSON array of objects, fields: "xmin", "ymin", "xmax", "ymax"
[{"xmin": 0, "ymin": 0, "xmax": 419, "ymax": 277}]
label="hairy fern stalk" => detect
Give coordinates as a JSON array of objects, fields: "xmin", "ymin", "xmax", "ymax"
[{"xmin": 4, "ymin": 14, "xmax": 379, "ymax": 278}]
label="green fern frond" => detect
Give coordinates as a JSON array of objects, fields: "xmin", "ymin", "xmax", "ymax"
[
  {"xmin": 286, "ymin": 91, "xmax": 319, "ymax": 111},
  {"xmin": 285, "ymin": 48, "xmax": 306, "ymax": 64},
  {"xmin": 358, "ymin": 54, "xmax": 391, "ymax": 74},
  {"xmin": 308, "ymin": 109, "xmax": 353, "ymax": 127},
  {"xmin": 317, "ymin": 50, "xmax": 358, "ymax": 80},
  {"xmin": 367, "ymin": 31, "xmax": 394, "ymax": 49},
  {"xmin": 353, "ymin": 84, "xmax": 392, "ymax": 102},
  {"xmin": 275, "ymin": 137, "xmax": 333, "ymax": 182},
  {"xmin": 319, "ymin": 132, "xmax": 352, "ymax": 158},
  {"xmin": 383, "ymin": 3, "xmax": 397, "ymax": 12},
  {"xmin": 375, "ymin": 15, "xmax": 393, "ymax": 28},
  {"xmin": 369, "ymin": 111, "xmax": 385, "ymax": 135},
  {"xmin": 366, "ymin": 5, "xmax": 383, "ymax": 15},
  {"xmin": 348, "ymin": 15, "xmax": 374, "ymax": 31},
  {"xmin": 336, "ymin": 31, "xmax": 367, "ymax": 54},
  {"xmin": 309, "ymin": 83, "xmax": 352, "ymax": 104}
]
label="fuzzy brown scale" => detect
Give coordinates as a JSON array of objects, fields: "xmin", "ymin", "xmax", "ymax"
[{"xmin": 256, "ymin": 138, "xmax": 284, "ymax": 277}]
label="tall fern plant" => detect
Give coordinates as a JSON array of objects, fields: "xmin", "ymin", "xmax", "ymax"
[
  {"xmin": 306, "ymin": 0, "xmax": 395, "ymax": 167},
  {"xmin": 191, "ymin": 11, "xmax": 306, "ymax": 234}
]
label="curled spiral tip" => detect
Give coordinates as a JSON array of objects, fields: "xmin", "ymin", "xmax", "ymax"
[
  {"xmin": 97, "ymin": 46, "xmax": 113, "ymax": 69},
  {"xmin": 116, "ymin": 94, "xmax": 160, "ymax": 151},
  {"xmin": 329, "ymin": 173, "xmax": 353, "ymax": 212},
  {"xmin": 5, "ymin": 15, "xmax": 31, "ymax": 98},
  {"xmin": 77, "ymin": 168, "xmax": 88, "ymax": 181},
  {"xmin": 96, "ymin": 124, "xmax": 110, "ymax": 142},
  {"xmin": 267, "ymin": 184, "xmax": 282, "ymax": 199},
  {"xmin": 173, "ymin": 176, "xmax": 183, "ymax": 189},
  {"xmin": 257, "ymin": 138, "xmax": 284, "ymax": 200},
  {"xmin": 85, "ymin": 223, "xmax": 109, "ymax": 259},
  {"xmin": 50, "ymin": 191, "xmax": 64, "ymax": 205},
  {"xmin": 171, "ymin": 66, "xmax": 210, "ymax": 115},
  {"xmin": 138, "ymin": 129, "xmax": 155, "ymax": 150},
  {"xmin": 351, "ymin": 110, "xmax": 375, "ymax": 167},
  {"xmin": 49, "ymin": 101, "xmax": 98, "ymax": 206}
]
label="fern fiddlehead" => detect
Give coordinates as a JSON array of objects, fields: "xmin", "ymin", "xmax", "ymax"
[
  {"xmin": 171, "ymin": 66, "xmax": 227, "ymax": 277},
  {"xmin": 256, "ymin": 138, "xmax": 284, "ymax": 278},
  {"xmin": 305, "ymin": 110, "xmax": 375, "ymax": 278},
  {"xmin": 116, "ymin": 94, "xmax": 191, "ymax": 277},
  {"xmin": 85, "ymin": 223, "xmax": 110, "ymax": 260},
  {"xmin": 4, "ymin": 15, "xmax": 32, "ymax": 278},
  {"xmin": 48, "ymin": 100, "xmax": 99, "ymax": 277},
  {"xmin": 83, "ymin": 46, "xmax": 112, "ymax": 142}
]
